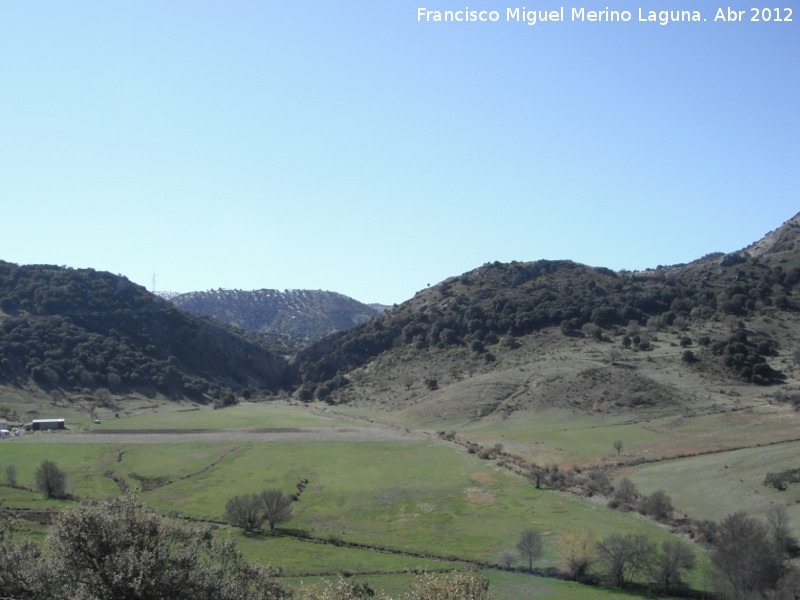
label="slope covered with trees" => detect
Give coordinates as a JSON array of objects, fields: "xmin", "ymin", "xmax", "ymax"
[
  {"xmin": 0, "ymin": 262, "xmax": 289, "ymax": 400},
  {"xmin": 290, "ymin": 214, "xmax": 800, "ymax": 398}
]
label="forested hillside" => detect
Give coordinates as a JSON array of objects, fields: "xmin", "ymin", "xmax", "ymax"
[
  {"xmin": 290, "ymin": 214, "xmax": 800, "ymax": 398},
  {"xmin": 0, "ymin": 262, "xmax": 288, "ymax": 400}
]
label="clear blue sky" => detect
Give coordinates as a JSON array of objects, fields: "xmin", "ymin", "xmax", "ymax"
[{"xmin": 1, "ymin": 1, "xmax": 797, "ymax": 304}]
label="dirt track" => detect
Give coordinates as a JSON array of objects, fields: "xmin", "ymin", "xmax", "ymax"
[{"xmin": 10, "ymin": 426, "xmax": 423, "ymax": 444}]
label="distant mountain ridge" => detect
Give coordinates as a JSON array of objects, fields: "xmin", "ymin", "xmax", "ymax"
[{"xmin": 170, "ymin": 289, "xmax": 381, "ymax": 341}]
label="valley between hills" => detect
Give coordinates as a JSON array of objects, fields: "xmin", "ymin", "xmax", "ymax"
[{"xmin": 1, "ymin": 213, "xmax": 800, "ymax": 599}]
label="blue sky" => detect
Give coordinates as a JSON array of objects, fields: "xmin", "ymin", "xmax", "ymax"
[{"xmin": 1, "ymin": 2, "xmax": 797, "ymax": 304}]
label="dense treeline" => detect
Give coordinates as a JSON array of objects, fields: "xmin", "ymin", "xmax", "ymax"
[
  {"xmin": 291, "ymin": 256, "xmax": 799, "ymax": 397},
  {"xmin": 0, "ymin": 262, "xmax": 288, "ymax": 399}
]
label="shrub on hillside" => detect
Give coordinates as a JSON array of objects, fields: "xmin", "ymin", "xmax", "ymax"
[
  {"xmin": 637, "ymin": 490, "xmax": 674, "ymax": 521},
  {"xmin": 713, "ymin": 331, "xmax": 781, "ymax": 384}
]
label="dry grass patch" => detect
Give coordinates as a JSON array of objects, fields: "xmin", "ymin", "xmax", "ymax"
[
  {"xmin": 465, "ymin": 487, "xmax": 496, "ymax": 505},
  {"xmin": 470, "ymin": 472, "xmax": 496, "ymax": 484}
]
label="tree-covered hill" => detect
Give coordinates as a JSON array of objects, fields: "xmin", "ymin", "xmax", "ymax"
[
  {"xmin": 2, "ymin": 213, "xmax": 799, "ymax": 405},
  {"xmin": 170, "ymin": 288, "xmax": 381, "ymax": 343},
  {"xmin": 0, "ymin": 262, "xmax": 289, "ymax": 400},
  {"xmin": 290, "ymin": 213, "xmax": 800, "ymax": 399}
]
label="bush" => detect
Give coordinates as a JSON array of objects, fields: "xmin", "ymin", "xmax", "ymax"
[
  {"xmin": 638, "ymin": 489, "xmax": 673, "ymax": 521},
  {"xmin": 226, "ymin": 494, "xmax": 266, "ymax": 532},
  {"xmin": 764, "ymin": 467, "xmax": 800, "ymax": 491},
  {"xmin": 613, "ymin": 477, "xmax": 638, "ymax": 507},
  {"xmin": 44, "ymin": 494, "xmax": 288, "ymax": 599},
  {"xmin": 0, "ymin": 538, "xmax": 45, "ymax": 598},
  {"xmin": 596, "ymin": 532, "xmax": 654, "ymax": 588},
  {"xmin": 408, "ymin": 571, "xmax": 494, "ymax": 600},
  {"xmin": 647, "ymin": 540, "xmax": 695, "ymax": 594},
  {"xmin": 517, "ymin": 529, "xmax": 544, "ymax": 572},
  {"xmin": 6, "ymin": 464, "xmax": 17, "ymax": 488},
  {"xmin": 711, "ymin": 511, "xmax": 784, "ymax": 598},
  {"xmin": 557, "ymin": 530, "xmax": 597, "ymax": 582},
  {"xmin": 35, "ymin": 460, "xmax": 67, "ymax": 499},
  {"xmin": 262, "ymin": 489, "xmax": 293, "ymax": 531},
  {"xmin": 295, "ymin": 577, "xmax": 377, "ymax": 599}
]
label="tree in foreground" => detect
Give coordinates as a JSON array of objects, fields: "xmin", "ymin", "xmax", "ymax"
[
  {"xmin": 45, "ymin": 494, "xmax": 288, "ymax": 600},
  {"xmin": 35, "ymin": 459, "xmax": 67, "ymax": 498},
  {"xmin": 226, "ymin": 493, "xmax": 266, "ymax": 532},
  {"xmin": 0, "ymin": 501, "xmax": 46, "ymax": 599},
  {"xmin": 0, "ymin": 539, "xmax": 44, "ymax": 599},
  {"xmin": 516, "ymin": 529, "xmax": 544, "ymax": 573},
  {"xmin": 262, "ymin": 488, "xmax": 293, "ymax": 531}
]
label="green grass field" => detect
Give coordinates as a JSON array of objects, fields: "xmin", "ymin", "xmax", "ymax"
[
  {"xmin": 625, "ymin": 440, "xmax": 800, "ymax": 534},
  {"xmin": 405, "ymin": 401, "xmax": 800, "ymax": 469},
  {"xmin": 0, "ymin": 401, "xmax": 722, "ymax": 599},
  {"xmin": 234, "ymin": 532, "xmax": 464, "ymax": 575},
  {"xmin": 285, "ymin": 569, "xmax": 683, "ymax": 600},
  {"xmin": 133, "ymin": 440, "xmax": 691, "ymax": 565},
  {"xmin": 95, "ymin": 402, "xmax": 364, "ymax": 430}
]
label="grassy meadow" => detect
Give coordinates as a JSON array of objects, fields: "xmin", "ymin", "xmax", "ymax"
[
  {"xmin": 94, "ymin": 401, "xmax": 365, "ymax": 430},
  {"xmin": 0, "ymin": 400, "xmax": 713, "ymax": 599},
  {"xmin": 625, "ymin": 440, "xmax": 800, "ymax": 530}
]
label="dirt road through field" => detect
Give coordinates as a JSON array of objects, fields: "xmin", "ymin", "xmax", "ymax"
[{"xmin": 11, "ymin": 426, "xmax": 423, "ymax": 444}]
